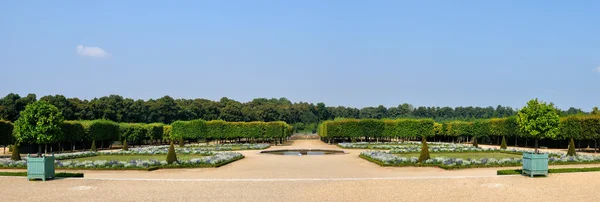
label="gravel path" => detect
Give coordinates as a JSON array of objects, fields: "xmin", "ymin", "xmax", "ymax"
[{"xmin": 2, "ymin": 140, "xmax": 600, "ymax": 202}]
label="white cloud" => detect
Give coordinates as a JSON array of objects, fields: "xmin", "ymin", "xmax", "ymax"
[
  {"xmin": 76, "ymin": 45, "xmax": 110, "ymax": 58},
  {"xmin": 595, "ymin": 66, "xmax": 600, "ymax": 73}
]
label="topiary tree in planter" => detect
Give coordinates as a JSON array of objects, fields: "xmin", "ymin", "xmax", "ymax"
[
  {"xmin": 517, "ymin": 99, "xmax": 560, "ymax": 153},
  {"xmin": 500, "ymin": 136, "xmax": 507, "ymax": 149},
  {"xmin": 567, "ymin": 138, "xmax": 576, "ymax": 156},
  {"xmin": 166, "ymin": 141, "xmax": 178, "ymax": 164},
  {"xmin": 13, "ymin": 101, "xmax": 64, "ymax": 157},
  {"xmin": 418, "ymin": 137, "xmax": 430, "ymax": 163}
]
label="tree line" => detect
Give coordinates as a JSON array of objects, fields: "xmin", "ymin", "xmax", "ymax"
[{"xmin": 2, "ymin": 93, "xmax": 596, "ymax": 131}]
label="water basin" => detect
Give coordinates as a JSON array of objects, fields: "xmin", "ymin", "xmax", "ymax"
[{"xmin": 260, "ymin": 149, "xmax": 345, "ymax": 156}]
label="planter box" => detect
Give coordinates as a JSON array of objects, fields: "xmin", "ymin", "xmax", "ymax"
[
  {"xmin": 522, "ymin": 153, "xmax": 548, "ymax": 177},
  {"xmin": 26, "ymin": 154, "xmax": 55, "ymax": 181}
]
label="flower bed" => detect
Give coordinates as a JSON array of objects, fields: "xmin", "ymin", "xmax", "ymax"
[
  {"xmin": 185, "ymin": 143, "xmax": 271, "ymax": 150},
  {"xmin": 55, "ymin": 151, "xmax": 98, "ymax": 160},
  {"xmin": 0, "ymin": 152, "xmax": 244, "ymax": 170},
  {"xmin": 102, "ymin": 146, "xmax": 214, "ymax": 156},
  {"xmin": 360, "ymin": 150, "xmax": 600, "ymax": 169},
  {"xmin": 338, "ymin": 142, "xmax": 474, "ymax": 149}
]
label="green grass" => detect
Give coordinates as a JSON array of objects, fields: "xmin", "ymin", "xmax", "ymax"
[
  {"xmin": 72, "ymin": 154, "xmax": 211, "ymax": 161},
  {"xmin": 497, "ymin": 167, "xmax": 600, "ymax": 175},
  {"xmin": 394, "ymin": 152, "xmax": 521, "ymax": 159},
  {"xmin": 0, "ymin": 172, "xmax": 84, "ymax": 178}
]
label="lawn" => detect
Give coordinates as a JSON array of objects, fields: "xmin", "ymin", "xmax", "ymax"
[
  {"xmin": 72, "ymin": 154, "xmax": 211, "ymax": 161},
  {"xmin": 395, "ymin": 152, "xmax": 521, "ymax": 159}
]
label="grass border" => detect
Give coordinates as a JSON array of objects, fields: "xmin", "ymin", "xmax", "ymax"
[
  {"xmin": 359, "ymin": 154, "xmax": 600, "ymax": 170},
  {"xmin": 497, "ymin": 167, "xmax": 600, "ymax": 175},
  {"xmin": 0, "ymin": 156, "xmax": 245, "ymax": 171},
  {"xmin": 0, "ymin": 172, "xmax": 84, "ymax": 178}
]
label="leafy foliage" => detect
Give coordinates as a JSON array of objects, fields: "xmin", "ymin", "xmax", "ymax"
[
  {"xmin": 13, "ymin": 101, "xmax": 64, "ymax": 145},
  {"xmin": 517, "ymin": 99, "xmax": 560, "ymax": 140}
]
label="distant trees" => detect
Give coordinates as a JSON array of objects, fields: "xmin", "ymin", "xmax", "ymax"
[{"xmin": 0, "ymin": 93, "xmax": 592, "ymax": 134}]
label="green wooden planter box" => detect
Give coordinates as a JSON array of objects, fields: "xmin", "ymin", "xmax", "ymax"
[
  {"xmin": 522, "ymin": 153, "xmax": 548, "ymax": 177},
  {"xmin": 26, "ymin": 154, "xmax": 55, "ymax": 181}
]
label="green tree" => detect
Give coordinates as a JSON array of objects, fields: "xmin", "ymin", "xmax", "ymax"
[
  {"xmin": 500, "ymin": 136, "xmax": 507, "ymax": 149},
  {"xmin": 567, "ymin": 138, "xmax": 576, "ymax": 156},
  {"xmin": 418, "ymin": 137, "xmax": 430, "ymax": 163},
  {"xmin": 166, "ymin": 141, "xmax": 178, "ymax": 164},
  {"xmin": 592, "ymin": 107, "xmax": 600, "ymax": 116},
  {"xmin": 122, "ymin": 140, "xmax": 128, "ymax": 151},
  {"xmin": 516, "ymin": 99, "xmax": 560, "ymax": 153},
  {"xmin": 13, "ymin": 101, "xmax": 64, "ymax": 156},
  {"xmin": 90, "ymin": 140, "xmax": 97, "ymax": 152}
]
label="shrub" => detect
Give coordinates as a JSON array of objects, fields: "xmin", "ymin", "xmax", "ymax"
[
  {"xmin": 418, "ymin": 137, "xmax": 430, "ymax": 163},
  {"xmin": 0, "ymin": 121, "xmax": 13, "ymax": 151},
  {"xmin": 319, "ymin": 118, "xmax": 434, "ymax": 141},
  {"xmin": 166, "ymin": 142, "xmax": 178, "ymax": 164},
  {"xmin": 87, "ymin": 120, "xmax": 120, "ymax": 143},
  {"xmin": 90, "ymin": 140, "xmax": 97, "ymax": 152},
  {"xmin": 567, "ymin": 138, "xmax": 576, "ymax": 156},
  {"xmin": 500, "ymin": 136, "xmax": 507, "ymax": 149},
  {"xmin": 146, "ymin": 123, "xmax": 164, "ymax": 143},
  {"xmin": 179, "ymin": 136, "xmax": 184, "ymax": 147},
  {"xmin": 61, "ymin": 121, "xmax": 86, "ymax": 150},
  {"xmin": 119, "ymin": 123, "xmax": 148, "ymax": 145},
  {"xmin": 472, "ymin": 137, "xmax": 478, "ymax": 148},
  {"xmin": 122, "ymin": 140, "xmax": 128, "ymax": 151},
  {"xmin": 162, "ymin": 125, "xmax": 172, "ymax": 142},
  {"xmin": 11, "ymin": 145, "xmax": 21, "ymax": 160}
]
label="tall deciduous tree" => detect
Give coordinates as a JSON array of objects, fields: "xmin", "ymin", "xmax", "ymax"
[
  {"xmin": 13, "ymin": 101, "xmax": 64, "ymax": 156},
  {"xmin": 516, "ymin": 99, "xmax": 560, "ymax": 153}
]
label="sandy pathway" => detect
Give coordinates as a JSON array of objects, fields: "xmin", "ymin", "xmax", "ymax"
[{"xmin": 2, "ymin": 140, "xmax": 600, "ymax": 201}]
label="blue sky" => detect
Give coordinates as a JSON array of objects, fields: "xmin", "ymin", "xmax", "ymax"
[{"xmin": 1, "ymin": 1, "xmax": 599, "ymax": 110}]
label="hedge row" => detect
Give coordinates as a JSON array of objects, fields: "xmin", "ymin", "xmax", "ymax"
[
  {"xmin": 0, "ymin": 120, "xmax": 13, "ymax": 147},
  {"xmin": 318, "ymin": 119, "xmax": 435, "ymax": 141},
  {"xmin": 171, "ymin": 119, "xmax": 292, "ymax": 141},
  {"xmin": 439, "ymin": 116, "xmax": 600, "ymax": 141},
  {"xmin": 318, "ymin": 115, "xmax": 600, "ymax": 142},
  {"xmin": 119, "ymin": 123, "xmax": 165, "ymax": 144}
]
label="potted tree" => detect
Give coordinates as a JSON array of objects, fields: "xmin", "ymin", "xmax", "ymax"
[
  {"xmin": 13, "ymin": 101, "xmax": 64, "ymax": 181},
  {"xmin": 516, "ymin": 99, "xmax": 559, "ymax": 177}
]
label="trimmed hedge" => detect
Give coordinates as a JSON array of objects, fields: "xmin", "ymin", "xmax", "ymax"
[
  {"xmin": 60, "ymin": 121, "xmax": 86, "ymax": 146},
  {"xmin": 0, "ymin": 120, "xmax": 13, "ymax": 147},
  {"xmin": 318, "ymin": 119, "xmax": 435, "ymax": 142},
  {"xmin": 86, "ymin": 120, "xmax": 120, "ymax": 142},
  {"xmin": 172, "ymin": 119, "xmax": 292, "ymax": 141}
]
